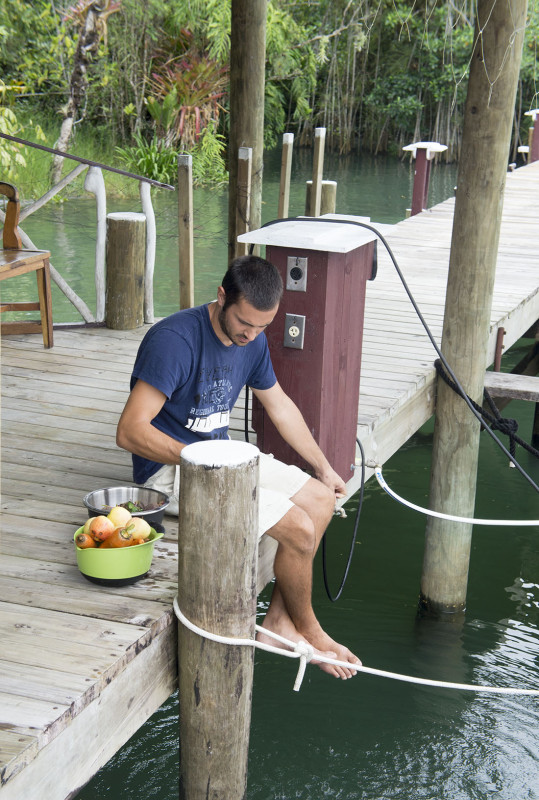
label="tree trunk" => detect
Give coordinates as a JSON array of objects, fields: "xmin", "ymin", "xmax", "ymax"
[
  {"xmin": 51, "ymin": 2, "xmax": 118, "ymax": 185},
  {"xmin": 420, "ymin": 0, "xmax": 528, "ymax": 615}
]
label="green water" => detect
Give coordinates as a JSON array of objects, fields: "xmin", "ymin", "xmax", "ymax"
[
  {"xmin": 3, "ymin": 149, "xmax": 458, "ymax": 322},
  {"xmin": 12, "ymin": 149, "xmax": 539, "ymax": 799},
  {"xmin": 77, "ymin": 380, "xmax": 539, "ymax": 799}
]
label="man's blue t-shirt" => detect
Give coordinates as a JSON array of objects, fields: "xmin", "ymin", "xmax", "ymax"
[{"xmin": 130, "ymin": 303, "xmax": 276, "ymax": 484}]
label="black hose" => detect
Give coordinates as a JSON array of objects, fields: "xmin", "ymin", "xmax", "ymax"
[{"xmin": 322, "ymin": 438, "xmax": 366, "ymax": 602}]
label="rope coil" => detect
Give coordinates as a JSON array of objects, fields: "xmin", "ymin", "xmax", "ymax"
[{"xmin": 172, "ymin": 597, "xmax": 539, "ymax": 695}]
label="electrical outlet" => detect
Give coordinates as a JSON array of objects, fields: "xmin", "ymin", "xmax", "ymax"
[
  {"xmin": 284, "ymin": 313, "xmax": 305, "ymax": 349},
  {"xmin": 286, "ymin": 256, "xmax": 308, "ymax": 292}
]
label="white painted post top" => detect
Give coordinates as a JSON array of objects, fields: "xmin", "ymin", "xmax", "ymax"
[
  {"xmin": 283, "ymin": 133, "xmax": 294, "ymax": 144},
  {"xmin": 402, "ymin": 142, "xmax": 448, "ymax": 160},
  {"xmin": 107, "ymin": 212, "xmax": 146, "ymax": 222},
  {"xmin": 181, "ymin": 440, "xmax": 260, "ymax": 467},
  {"xmin": 524, "ymin": 109, "xmax": 539, "ymax": 121},
  {"xmin": 237, "ymin": 214, "xmax": 393, "ymax": 253}
]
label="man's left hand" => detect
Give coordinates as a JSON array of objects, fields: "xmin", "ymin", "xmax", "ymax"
[{"xmin": 316, "ymin": 466, "xmax": 347, "ymax": 499}]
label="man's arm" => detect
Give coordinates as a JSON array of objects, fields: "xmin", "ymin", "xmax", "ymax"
[
  {"xmin": 251, "ymin": 381, "xmax": 347, "ymax": 497},
  {"xmin": 116, "ymin": 379, "xmax": 186, "ymax": 465}
]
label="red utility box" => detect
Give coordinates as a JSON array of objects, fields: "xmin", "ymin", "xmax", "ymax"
[{"xmin": 238, "ymin": 215, "xmax": 379, "ymax": 481}]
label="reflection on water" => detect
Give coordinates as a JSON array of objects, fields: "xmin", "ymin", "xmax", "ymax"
[{"xmin": 20, "ymin": 150, "xmax": 536, "ymax": 800}]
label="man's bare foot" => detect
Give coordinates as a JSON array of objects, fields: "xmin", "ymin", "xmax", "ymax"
[
  {"xmin": 300, "ymin": 628, "xmax": 362, "ymax": 680},
  {"xmin": 257, "ymin": 615, "xmax": 360, "ymax": 680}
]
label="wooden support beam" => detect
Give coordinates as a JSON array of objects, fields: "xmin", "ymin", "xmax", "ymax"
[
  {"xmin": 421, "ymin": 0, "xmax": 527, "ymax": 615},
  {"xmin": 228, "ymin": 0, "xmax": 267, "ymax": 261},
  {"xmin": 278, "ymin": 133, "xmax": 294, "ymax": 219},
  {"xmin": 105, "ymin": 212, "xmax": 145, "ymax": 330},
  {"xmin": 309, "ymin": 127, "xmax": 326, "ymax": 217},
  {"xmin": 235, "ymin": 146, "xmax": 252, "ymax": 257},
  {"xmin": 178, "ymin": 440, "xmax": 259, "ymax": 800},
  {"xmin": 483, "ymin": 371, "xmax": 539, "ymax": 402},
  {"xmin": 178, "ymin": 154, "xmax": 194, "ymax": 310}
]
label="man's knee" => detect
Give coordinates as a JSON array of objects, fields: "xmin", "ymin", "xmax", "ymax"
[
  {"xmin": 294, "ymin": 477, "xmax": 335, "ymax": 520},
  {"xmin": 267, "ymin": 505, "xmax": 317, "ymax": 557}
]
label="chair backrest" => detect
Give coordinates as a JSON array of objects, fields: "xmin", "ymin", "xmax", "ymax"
[{"xmin": 0, "ymin": 182, "xmax": 22, "ymax": 249}]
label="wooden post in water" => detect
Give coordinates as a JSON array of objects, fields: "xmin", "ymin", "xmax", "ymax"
[
  {"xmin": 228, "ymin": 0, "xmax": 267, "ymax": 261},
  {"xmin": 105, "ymin": 211, "xmax": 145, "ymax": 329},
  {"xmin": 235, "ymin": 146, "xmax": 252, "ymax": 257},
  {"xmin": 402, "ymin": 142, "xmax": 448, "ymax": 216},
  {"xmin": 177, "ymin": 440, "xmax": 259, "ymax": 800},
  {"xmin": 305, "ymin": 180, "xmax": 337, "ymax": 216},
  {"xmin": 307, "ymin": 127, "xmax": 326, "ymax": 217},
  {"xmin": 524, "ymin": 110, "xmax": 539, "ymax": 163},
  {"xmin": 420, "ymin": 0, "xmax": 527, "ymax": 615},
  {"xmin": 178, "ymin": 154, "xmax": 194, "ymax": 309},
  {"xmin": 278, "ymin": 133, "xmax": 294, "ymax": 219}
]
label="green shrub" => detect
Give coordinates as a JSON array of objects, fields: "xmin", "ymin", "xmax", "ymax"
[{"xmin": 115, "ymin": 132, "xmax": 178, "ymax": 185}]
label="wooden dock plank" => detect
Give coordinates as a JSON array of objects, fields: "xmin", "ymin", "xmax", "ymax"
[
  {"xmin": 1, "ymin": 159, "xmax": 538, "ymax": 797},
  {"xmin": 484, "ymin": 370, "xmax": 539, "ymax": 401}
]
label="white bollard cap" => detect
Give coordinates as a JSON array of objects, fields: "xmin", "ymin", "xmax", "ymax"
[{"xmin": 181, "ymin": 440, "xmax": 260, "ymax": 467}]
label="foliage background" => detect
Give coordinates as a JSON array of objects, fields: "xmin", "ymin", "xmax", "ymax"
[{"xmin": 1, "ymin": 0, "xmax": 538, "ymax": 187}]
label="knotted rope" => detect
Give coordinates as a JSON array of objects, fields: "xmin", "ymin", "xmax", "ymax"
[
  {"xmin": 173, "ymin": 597, "xmax": 539, "ymax": 695},
  {"xmin": 434, "ymin": 359, "xmax": 539, "ymax": 462}
]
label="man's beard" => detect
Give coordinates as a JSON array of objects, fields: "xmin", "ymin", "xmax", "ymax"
[{"xmin": 217, "ymin": 306, "xmax": 233, "ymax": 341}]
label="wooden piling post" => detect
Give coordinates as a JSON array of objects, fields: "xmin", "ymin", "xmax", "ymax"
[
  {"xmin": 235, "ymin": 146, "xmax": 252, "ymax": 256},
  {"xmin": 278, "ymin": 133, "xmax": 294, "ymax": 219},
  {"xmin": 524, "ymin": 110, "xmax": 539, "ymax": 163},
  {"xmin": 105, "ymin": 212, "xmax": 145, "ymax": 329},
  {"xmin": 420, "ymin": 0, "xmax": 527, "ymax": 615},
  {"xmin": 177, "ymin": 440, "xmax": 260, "ymax": 800},
  {"xmin": 309, "ymin": 127, "xmax": 326, "ymax": 217},
  {"xmin": 305, "ymin": 179, "xmax": 337, "ymax": 216},
  {"xmin": 402, "ymin": 142, "xmax": 448, "ymax": 216},
  {"xmin": 228, "ymin": 0, "xmax": 267, "ymax": 261},
  {"xmin": 178, "ymin": 154, "xmax": 194, "ymax": 310}
]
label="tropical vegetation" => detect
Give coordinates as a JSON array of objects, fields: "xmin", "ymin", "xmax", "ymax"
[{"xmin": 1, "ymin": 0, "xmax": 538, "ymax": 189}]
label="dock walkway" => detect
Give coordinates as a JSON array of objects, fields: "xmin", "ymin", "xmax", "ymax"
[{"xmin": 1, "ymin": 162, "xmax": 538, "ymax": 797}]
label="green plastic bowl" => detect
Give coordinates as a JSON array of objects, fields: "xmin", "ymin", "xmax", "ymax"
[{"xmin": 74, "ymin": 527, "xmax": 164, "ymax": 586}]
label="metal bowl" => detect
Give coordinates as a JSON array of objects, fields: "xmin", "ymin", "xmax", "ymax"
[
  {"xmin": 74, "ymin": 527, "xmax": 164, "ymax": 586},
  {"xmin": 83, "ymin": 486, "xmax": 170, "ymax": 526}
]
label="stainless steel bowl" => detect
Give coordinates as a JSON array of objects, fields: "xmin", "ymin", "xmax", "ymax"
[{"xmin": 83, "ymin": 486, "xmax": 170, "ymax": 526}]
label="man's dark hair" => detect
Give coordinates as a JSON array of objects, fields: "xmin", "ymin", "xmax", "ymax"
[{"xmin": 221, "ymin": 255, "xmax": 283, "ymax": 311}]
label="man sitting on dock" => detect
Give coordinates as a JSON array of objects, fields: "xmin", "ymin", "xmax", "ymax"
[{"xmin": 117, "ymin": 255, "xmax": 361, "ymax": 679}]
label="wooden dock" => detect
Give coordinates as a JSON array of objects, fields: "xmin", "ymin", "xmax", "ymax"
[{"xmin": 1, "ymin": 161, "xmax": 538, "ymax": 797}]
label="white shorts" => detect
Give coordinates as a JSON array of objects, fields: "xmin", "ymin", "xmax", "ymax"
[{"xmin": 142, "ymin": 452, "xmax": 311, "ymax": 537}]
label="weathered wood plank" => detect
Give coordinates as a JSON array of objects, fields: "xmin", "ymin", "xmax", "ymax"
[
  {"xmin": 0, "ymin": 625, "xmax": 177, "ymax": 798},
  {"xmin": 484, "ymin": 370, "xmax": 539, "ymax": 401}
]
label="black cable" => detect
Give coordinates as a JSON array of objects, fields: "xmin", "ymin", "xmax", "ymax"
[
  {"xmin": 435, "ymin": 359, "xmax": 539, "ymax": 460},
  {"xmin": 322, "ymin": 438, "xmax": 366, "ymax": 602}
]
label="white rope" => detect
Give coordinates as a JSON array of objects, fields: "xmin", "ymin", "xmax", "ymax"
[
  {"xmin": 374, "ymin": 466, "xmax": 539, "ymax": 527},
  {"xmin": 172, "ymin": 597, "xmax": 539, "ymax": 695}
]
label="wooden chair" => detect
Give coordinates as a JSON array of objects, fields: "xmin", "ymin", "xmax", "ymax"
[{"xmin": 0, "ymin": 182, "xmax": 53, "ymax": 348}]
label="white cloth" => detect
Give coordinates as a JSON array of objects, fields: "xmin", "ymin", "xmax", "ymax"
[{"xmin": 143, "ymin": 452, "xmax": 311, "ymax": 537}]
